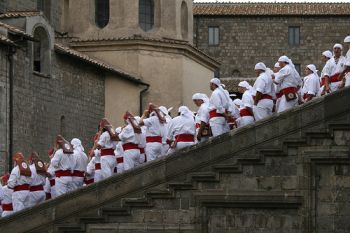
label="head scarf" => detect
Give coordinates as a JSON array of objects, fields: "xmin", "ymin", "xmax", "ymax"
[
  {"xmin": 306, "ymin": 64, "xmax": 319, "ymax": 80},
  {"xmin": 254, "ymin": 62, "xmax": 267, "ymax": 71},
  {"xmin": 322, "ymin": 50, "xmax": 333, "ymax": 59},
  {"xmin": 71, "ymin": 138, "xmax": 84, "ymax": 152},
  {"xmin": 274, "ymin": 62, "xmax": 280, "ymax": 68},
  {"xmin": 238, "ymin": 81, "xmax": 252, "ymax": 90},
  {"xmin": 344, "ymin": 36, "xmax": 350, "ymax": 43},
  {"xmin": 233, "ymin": 99, "xmax": 243, "ymax": 108},
  {"xmin": 278, "ymin": 55, "xmax": 289, "ymax": 63},
  {"xmin": 333, "ymin": 43, "xmax": 343, "ymax": 50},
  {"xmin": 178, "ymin": 106, "xmax": 193, "ymax": 119}
]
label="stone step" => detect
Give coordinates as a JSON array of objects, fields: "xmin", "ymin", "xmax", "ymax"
[
  {"xmin": 212, "ymin": 164, "xmax": 242, "ymax": 173},
  {"xmin": 56, "ymin": 225, "xmax": 85, "ymax": 233},
  {"xmin": 188, "ymin": 172, "xmax": 219, "ymax": 182},
  {"xmin": 123, "ymin": 197, "xmax": 154, "ymax": 207},
  {"xmin": 101, "ymin": 207, "xmax": 130, "ymax": 216}
]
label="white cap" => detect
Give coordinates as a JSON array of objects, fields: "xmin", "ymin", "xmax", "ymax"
[
  {"xmin": 278, "ymin": 55, "xmax": 290, "ymax": 63},
  {"xmin": 344, "ymin": 36, "xmax": 350, "ymax": 43},
  {"xmin": 233, "ymin": 99, "xmax": 243, "ymax": 107},
  {"xmin": 274, "ymin": 62, "xmax": 280, "ymax": 68},
  {"xmin": 322, "ymin": 50, "xmax": 333, "ymax": 59},
  {"xmin": 159, "ymin": 106, "xmax": 168, "ymax": 116},
  {"xmin": 210, "ymin": 78, "xmax": 221, "ymax": 86},
  {"xmin": 238, "ymin": 81, "xmax": 251, "ymax": 89},
  {"xmin": 333, "ymin": 43, "xmax": 343, "ymax": 50},
  {"xmin": 192, "ymin": 93, "xmax": 202, "ymax": 100},
  {"xmin": 306, "ymin": 64, "xmax": 317, "ymax": 74},
  {"xmin": 254, "ymin": 62, "xmax": 267, "ymax": 71}
]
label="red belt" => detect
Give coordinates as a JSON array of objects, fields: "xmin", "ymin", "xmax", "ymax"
[
  {"xmin": 72, "ymin": 170, "xmax": 85, "ymax": 177},
  {"xmin": 175, "ymin": 134, "xmax": 194, "ymax": 142},
  {"xmin": 30, "ymin": 185, "xmax": 44, "ymax": 192},
  {"xmin": 101, "ymin": 148, "xmax": 114, "ymax": 156},
  {"xmin": 13, "ymin": 184, "xmax": 30, "ymax": 192},
  {"xmin": 209, "ymin": 110, "xmax": 224, "ymax": 119},
  {"xmin": 276, "ymin": 91, "xmax": 283, "ymax": 99},
  {"xmin": 2, "ymin": 203, "xmax": 13, "ymax": 211},
  {"xmin": 116, "ymin": 157, "xmax": 124, "ymax": 163},
  {"xmin": 139, "ymin": 148, "xmax": 145, "ymax": 154},
  {"xmin": 240, "ymin": 108, "xmax": 253, "ymax": 117},
  {"xmin": 95, "ymin": 163, "xmax": 101, "ymax": 170},
  {"xmin": 85, "ymin": 179, "xmax": 94, "ymax": 185},
  {"xmin": 49, "ymin": 179, "xmax": 55, "ymax": 187},
  {"xmin": 261, "ymin": 94, "xmax": 273, "ymax": 100},
  {"xmin": 55, "ymin": 170, "xmax": 72, "ymax": 177},
  {"xmin": 122, "ymin": 143, "xmax": 139, "ymax": 151},
  {"xmin": 321, "ymin": 73, "xmax": 340, "ymax": 86},
  {"xmin": 282, "ymin": 87, "xmax": 298, "ymax": 95},
  {"xmin": 146, "ymin": 136, "xmax": 162, "ymax": 143},
  {"xmin": 303, "ymin": 93, "xmax": 314, "ymax": 100}
]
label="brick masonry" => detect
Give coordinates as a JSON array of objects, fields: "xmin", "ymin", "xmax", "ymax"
[{"xmin": 194, "ymin": 16, "xmax": 350, "ymax": 78}]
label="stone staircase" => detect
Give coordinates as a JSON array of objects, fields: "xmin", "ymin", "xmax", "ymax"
[{"xmin": 1, "ymin": 87, "xmax": 350, "ymax": 233}]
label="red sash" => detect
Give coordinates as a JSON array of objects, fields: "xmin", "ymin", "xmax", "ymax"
[
  {"xmin": 55, "ymin": 170, "xmax": 72, "ymax": 177},
  {"xmin": 282, "ymin": 87, "xmax": 298, "ymax": 95},
  {"xmin": 261, "ymin": 94, "xmax": 273, "ymax": 100},
  {"xmin": 276, "ymin": 91, "xmax": 283, "ymax": 99},
  {"xmin": 13, "ymin": 184, "xmax": 30, "ymax": 192},
  {"xmin": 175, "ymin": 134, "xmax": 195, "ymax": 142},
  {"xmin": 95, "ymin": 163, "xmax": 101, "ymax": 170},
  {"xmin": 303, "ymin": 93, "xmax": 314, "ymax": 100},
  {"xmin": 122, "ymin": 143, "xmax": 139, "ymax": 151},
  {"xmin": 100, "ymin": 148, "xmax": 114, "ymax": 156},
  {"xmin": 209, "ymin": 110, "xmax": 224, "ymax": 119},
  {"xmin": 139, "ymin": 148, "xmax": 145, "ymax": 154},
  {"xmin": 49, "ymin": 179, "xmax": 55, "ymax": 187},
  {"xmin": 116, "ymin": 157, "xmax": 124, "ymax": 163},
  {"xmin": 72, "ymin": 170, "xmax": 85, "ymax": 177},
  {"xmin": 85, "ymin": 178, "xmax": 94, "ymax": 185},
  {"xmin": 2, "ymin": 203, "xmax": 13, "ymax": 211},
  {"xmin": 30, "ymin": 185, "xmax": 44, "ymax": 192},
  {"xmin": 321, "ymin": 73, "xmax": 340, "ymax": 86},
  {"xmin": 240, "ymin": 108, "xmax": 253, "ymax": 117},
  {"xmin": 146, "ymin": 136, "xmax": 162, "ymax": 143}
]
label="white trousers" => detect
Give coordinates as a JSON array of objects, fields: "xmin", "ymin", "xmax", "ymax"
[
  {"xmin": 145, "ymin": 142, "xmax": 163, "ymax": 162},
  {"xmin": 253, "ymin": 99, "xmax": 273, "ymax": 121},
  {"xmin": 277, "ymin": 95, "xmax": 298, "ymax": 113},
  {"xmin": 124, "ymin": 149, "xmax": 141, "ymax": 171},
  {"xmin": 50, "ymin": 184, "xmax": 57, "ymax": 199},
  {"xmin": 236, "ymin": 116, "xmax": 255, "ymax": 128},
  {"xmin": 94, "ymin": 169, "xmax": 103, "ymax": 182},
  {"xmin": 55, "ymin": 177, "xmax": 74, "ymax": 197},
  {"xmin": 330, "ymin": 81, "xmax": 342, "ymax": 92},
  {"xmin": 167, "ymin": 142, "xmax": 195, "ymax": 154},
  {"xmin": 139, "ymin": 153, "xmax": 146, "ymax": 165},
  {"xmin": 28, "ymin": 191, "xmax": 45, "ymax": 208},
  {"xmin": 209, "ymin": 117, "xmax": 229, "ymax": 137},
  {"xmin": 71, "ymin": 177, "xmax": 84, "ymax": 191},
  {"xmin": 162, "ymin": 144, "xmax": 170, "ymax": 155},
  {"xmin": 100, "ymin": 155, "xmax": 116, "ymax": 179},
  {"xmin": 12, "ymin": 190, "xmax": 30, "ymax": 212}
]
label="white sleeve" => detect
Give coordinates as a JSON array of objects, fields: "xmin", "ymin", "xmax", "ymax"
[
  {"xmin": 254, "ymin": 77, "xmax": 266, "ymax": 93},
  {"xmin": 7, "ymin": 167, "xmax": 19, "ymax": 189},
  {"xmin": 211, "ymin": 91, "xmax": 225, "ymax": 114},
  {"xmin": 323, "ymin": 61, "xmax": 332, "ymax": 77},
  {"xmin": 50, "ymin": 150, "xmax": 62, "ymax": 168},
  {"xmin": 167, "ymin": 119, "xmax": 176, "ymax": 141},
  {"xmin": 143, "ymin": 116, "xmax": 156, "ymax": 128},
  {"xmin": 242, "ymin": 92, "xmax": 253, "ymax": 108},
  {"xmin": 0, "ymin": 184, "xmax": 4, "ymax": 201},
  {"xmin": 119, "ymin": 126, "xmax": 134, "ymax": 141},
  {"xmin": 97, "ymin": 132, "xmax": 109, "ymax": 147},
  {"xmin": 275, "ymin": 66, "xmax": 291, "ymax": 84}
]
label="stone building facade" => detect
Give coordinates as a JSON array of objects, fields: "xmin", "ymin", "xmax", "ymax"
[{"xmin": 193, "ymin": 3, "xmax": 350, "ymax": 86}]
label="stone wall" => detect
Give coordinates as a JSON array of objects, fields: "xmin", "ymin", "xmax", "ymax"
[
  {"xmin": 10, "ymin": 45, "xmax": 104, "ymax": 167},
  {"xmin": 194, "ymin": 15, "xmax": 350, "ymax": 78}
]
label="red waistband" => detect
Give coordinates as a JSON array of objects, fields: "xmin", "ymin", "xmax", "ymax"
[
  {"xmin": 146, "ymin": 136, "xmax": 162, "ymax": 143},
  {"xmin": 276, "ymin": 91, "xmax": 283, "ymax": 99},
  {"xmin": 49, "ymin": 179, "xmax": 55, "ymax": 187},
  {"xmin": 95, "ymin": 163, "xmax": 101, "ymax": 170},
  {"xmin": 55, "ymin": 170, "xmax": 72, "ymax": 177},
  {"xmin": 85, "ymin": 178, "xmax": 94, "ymax": 185},
  {"xmin": 240, "ymin": 108, "xmax": 253, "ymax": 117},
  {"xmin": 30, "ymin": 185, "xmax": 44, "ymax": 192},
  {"xmin": 209, "ymin": 110, "xmax": 224, "ymax": 119},
  {"xmin": 282, "ymin": 87, "xmax": 298, "ymax": 94},
  {"xmin": 175, "ymin": 134, "xmax": 194, "ymax": 142},
  {"xmin": 2, "ymin": 203, "xmax": 13, "ymax": 211},
  {"xmin": 13, "ymin": 184, "xmax": 30, "ymax": 192},
  {"xmin": 122, "ymin": 143, "xmax": 140, "ymax": 151},
  {"xmin": 303, "ymin": 93, "xmax": 314, "ymax": 100},
  {"xmin": 101, "ymin": 148, "xmax": 115, "ymax": 156},
  {"xmin": 321, "ymin": 73, "xmax": 340, "ymax": 86},
  {"xmin": 261, "ymin": 94, "xmax": 273, "ymax": 100},
  {"xmin": 72, "ymin": 170, "xmax": 85, "ymax": 177},
  {"xmin": 117, "ymin": 157, "xmax": 124, "ymax": 163},
  {"xmin": 139, "ymin": 147, "xmax": 145, "ymax": 154}
]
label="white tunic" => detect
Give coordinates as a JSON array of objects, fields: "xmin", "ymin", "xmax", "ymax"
[
  {"xmin": 51, "ymin": 149, "xmax": 76, "ymax": 172},
  {"xmin": 275, "ymin": 64, "xmax": 300, "ymax": 89},
  {"xmin": 345, "ymin": 50, "xmax": 350, "ymax": 87},
  {"xmin": 8, "ymin": 166, "xmax": 32, "ymax": 188},
  {"xmin": 253, "ymin": 72, "xmax": 275, "ymax": 97},
  {"xmin": 242, "ymin": 90, "xmax": 254, "ymax": 109},
  {"xmin": 195, "ymin": 102, "xmax": 210, "ymax": 125},
  {"xmin": 73, "ymin": 150, "xmax": 88, "ymax": 172},
  {"xmin": 98, "ymin": 131, "xmax": 116, "ymax": 149},
  {"xmin": 302, "ymin": 74, "xmax": 320, "ymax": 98},
  {"xmin": 29, "ymin": 164, "xmax": 46, "ymax": 187},
  {"xmin": 209, "ymin": 88, "xmax": 228, "ymax": 114},
  {"xmin": 119, "ymin": 124, "xmax": 140, "ymax": 145},
  {"xmin": 167, "ymin": 115, "xmax": 196, "ymax": 141},
  {"xmin": 143, "ymin": 115, "xmax": 163, "ymax": 137}
]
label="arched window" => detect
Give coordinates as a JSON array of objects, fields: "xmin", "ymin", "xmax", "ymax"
[
  {"xmin": 139, "ymin": 0, "xmax": 154, "ymax": 32},
  {"xmin": 33, "ymin": 26, "xmax": 50, "ymax": 75},
  {"xmin": 181, "ymin": 1, "xmax": 188, "ymax": 40},
  {"xmin": 95, "ymin": 0, "xmax": 109, "ymax": 28}
]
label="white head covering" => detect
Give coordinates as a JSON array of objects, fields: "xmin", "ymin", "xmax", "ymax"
[
  {"xmin": 322, "ymin": 50, "xmax": 333, "ymax": 59},
  {"xmin": 210, "ymin": 78, "xmax": 221, "ymax": 87},
  {"xmin": 115, "ymin": 127, "xmax": 122, "ymax": 134},
  {"xmin": 71, "ymin": 138, "xmax": 84, "ymax": 152},
  {"xmin": 254, "ymin": 62, "xmax": 267, "ymax": 71},
  {"xmin": 278, "ymin": 55, "xmax": 289, "ymax": 63},
  {"xmin": 178, "ymin": 106, "xmax": 193, "ymax": 118},
  {"xmin": 233, "ymin": 99, "xmax": 243, "ymax": 108},
  {"xmin": 201, "ymin": 93, "xmax": 209, "ymax": 103},
  {"xmin": 221, "ymin": 84, "xmax": 226, "ymax": 89},
  {"xmin": 238, "ymin": 81, "xmax": 252, "ymax": 90},
  {"xmin": 192, "ymin": 93, "xmax": 202, "ymax": 100},
  {"xmin": 274, "ymin": 62, "xmax": 280, "ymax": 68},
  {"xmin": 344, "ymin": 36, "xmax": 350, "ymax": 43},
  {"xmin": 306, "ymin": 64, "xmax": 319, "ymax": 80},
  {"xmin": 333, "ymin": 43, "xmax": 343, "ymax": 50}
]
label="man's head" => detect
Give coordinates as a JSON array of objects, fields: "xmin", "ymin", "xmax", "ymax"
[
  {"xmin": 278, "ymin": 55, "xmax": 289, "ymax": 68},
  {"xmin": 273, "ymin": 62, "xmax": 281, "ymax": 73},
  {"xmin": 254, "ymin": 62, "xmax": 267, "ymax": 76},
  {"xmin": 210, "ymin": 78, "xmax": 221, "ymax": 91},
  {"xmin": 333, "ymin": 44, "xmax": 343, "ymax": 58},
  {"xmin": 344, "ymin": 36, "xmax": 350, "ymax": 49},
  {"xmin": 192, "ymin": 93, "xmax": 204, "ymax": 107},
  {"xmin": 321, "ymin": 50, "xmax": 332, "ymax": 63},
  {"xmin": 304, "ymin": 64, "xmax": 317, "ymax": 76},
  {"xmin": 238, "ymin": 81, "xmax": 250, "ymax": 94}
]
